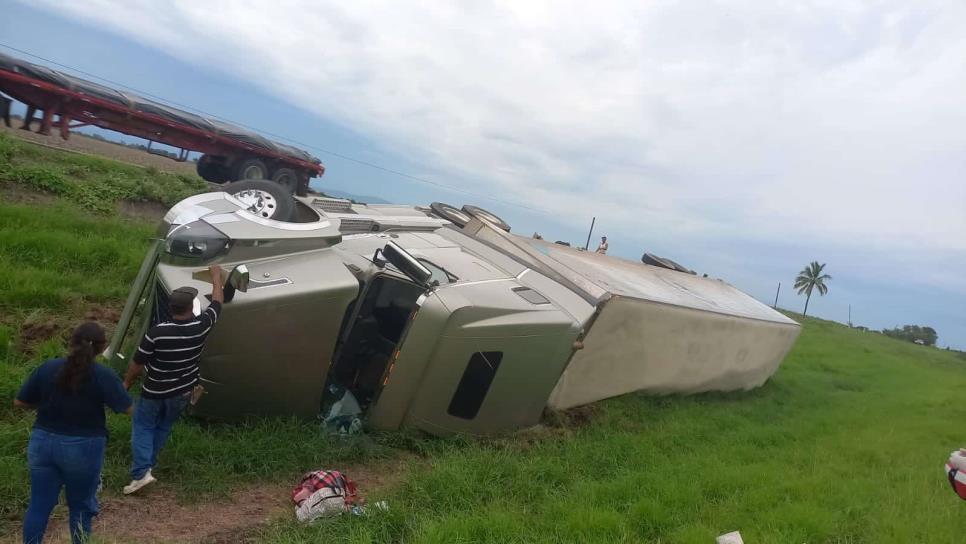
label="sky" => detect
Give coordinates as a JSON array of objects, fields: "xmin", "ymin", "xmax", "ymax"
[{"xmin": 3, "ymin": 1, "xmax": 964, "ymax": 348}]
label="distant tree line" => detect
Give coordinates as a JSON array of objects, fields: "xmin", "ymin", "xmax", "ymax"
[
  {"xmin": 84, "ymin": 132, "xmax": 197, "ymax": 161},
  {"xmin": 881, "ymin": 325, "xmax": 938, "ymax": 346}
]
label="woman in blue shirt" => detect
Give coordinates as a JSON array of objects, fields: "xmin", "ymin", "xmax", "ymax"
[{"xmin": 15, "ymin": 322, "xmax": 133, "ymax": 544}]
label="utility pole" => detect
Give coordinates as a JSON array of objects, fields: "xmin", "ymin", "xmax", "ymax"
[
  {"xmin": 584, "ymin": 217, "xmax": 596, "ymax": 251},
  {"xmin": 773, "ymin": 282, "xmax": 781, "ymax": 309},
  {"xmin": 848, "ymin": 304, "xmax": 852, "ymax": 327}
]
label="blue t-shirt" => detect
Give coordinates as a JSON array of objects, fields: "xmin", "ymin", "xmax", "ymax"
[{"xmin": 16, "ymin": 358, "xmax": 132, "ymax": 437}]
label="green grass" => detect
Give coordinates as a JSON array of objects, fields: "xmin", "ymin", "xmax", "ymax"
[
  {"xmin": 0, "ymin": 139, "xmax": 396, "ymax": 532},
  {"xmin": 0, "ymin": 204, "xmax": 397, "ymax": 530},
  {"xmin": 258, "ymin": 320, "xmax": 966, "ymax": 543},
  {"xmin": 0, "ymin": 202, "xmax": 155, "ymax": 313},
  {"xmin": 2, "ymin": 134, "xmax": 966, "ymax": 541},
  {"xmin": 0, "ymin": 132, "xmax": 207, "ymax": 213}
]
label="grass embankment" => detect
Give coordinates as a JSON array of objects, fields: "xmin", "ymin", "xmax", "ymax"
[
  {"xmin": 0, "ymin": 135, "xmax": 396, "ymax": 534},
  {"xmin": 2, "ymin": 132, "xmax": 966, "ymax": 542},
  {"xmin": 264, "ymin": 320, "xmax": 966, "ymax": 543}
]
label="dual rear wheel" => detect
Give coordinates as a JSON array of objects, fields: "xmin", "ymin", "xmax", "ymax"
[
  {"xmin": 197, "ymin": 155, "xmax": 301, "ymax": 194},
  {"xmin": 429, "ymin": 202, "xmax": 510, "ymax": 231},
  {"xmin": 221, "ymin": 179, "xmax": 512, "ymax": 232}
]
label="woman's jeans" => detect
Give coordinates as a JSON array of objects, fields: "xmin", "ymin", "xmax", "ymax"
[{"xmin": 23, "ymin": 428, "xmax": 106, "ymax": 544}]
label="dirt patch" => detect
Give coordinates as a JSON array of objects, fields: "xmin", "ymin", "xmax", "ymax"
[
  {"xmin": 0, "ymin": 184, "xmax": 59, "ymax": 207},
  {"xmin": 116, "ymin": 199, "xmax": 168, "ymax": 223},
  {"xmin": 541, "ymin": 403, "xmax": 598, "ymax": 429},
  {"xmin": 14, "ymin": 302, "xmax": 124, "ymax": 355},
  {"xmin": 0, "ymin": 456, "xmax": 411, "ymax": 544},
  {"xmin": 0, "ymin": 485, "xmax": 286, "ymax": 544},
  {"xmin": 18, "ymin": 320, "xmax": 65, "ymax": 351},
  {"xmin": 83, "ymin": 304, "xmax": 122, "ymax": 326}
]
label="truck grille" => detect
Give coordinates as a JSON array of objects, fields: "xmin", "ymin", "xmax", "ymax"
[
  {"xmin": 338, "ymin": 218, "xmax": 377, "ymax": 233},
  {"xmin": 311, "ymin": 197, "xmax": 354, "ymax": 213}
]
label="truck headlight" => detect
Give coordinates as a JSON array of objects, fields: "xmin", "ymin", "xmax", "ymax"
[{"xmin": 164, "ymin": 221, "xmax": 230, "ymax": 261}]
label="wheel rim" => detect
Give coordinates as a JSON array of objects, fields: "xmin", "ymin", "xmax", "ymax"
[
  {"xmin": 445, "ymin": 206, "xmax": 471, "ymax": 224},
  {"xmin": 233, "ymin": 189, "xmax": 278, "ymax": 218},
  {"xmin": 241, "ymin": 164, "xmax": 265, "ymax": 179},
  {"xmin": 476, "ymin": 211, "xmax": 501, "ymax": 224}
]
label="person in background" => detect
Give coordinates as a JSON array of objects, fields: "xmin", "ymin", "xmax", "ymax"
[
  {"xmin": 122, "ymin": 265, "xmax": 224, "ymax": 494},
  {"xmin": 15, "ymin": 322, "xmax": 133, "ymax": 544},
  {"xmin": 596, "ymin": 236, "xmax": 609, "ymax": 255}
]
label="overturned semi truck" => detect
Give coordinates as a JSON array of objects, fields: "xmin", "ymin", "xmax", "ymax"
[{"xmin": 107, "ymin": 183, "xmax": 800, "ymax": 435}]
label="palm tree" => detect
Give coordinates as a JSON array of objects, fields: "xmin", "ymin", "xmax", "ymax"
[{"xmin": 794, "ymin": 261, "xmax": 831, "ymax": 317}]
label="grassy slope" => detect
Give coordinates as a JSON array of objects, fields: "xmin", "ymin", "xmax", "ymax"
[
  {"xmin": 0, "ymin": 136, "xmax": 396, "ymax": 532},
  {"xmin": 3, "ymin": 133, "xmax": 966, "ymax": 542},
  {"xmin": 261, "ymin": 318, "xmax": 966, "ymax": 543}
]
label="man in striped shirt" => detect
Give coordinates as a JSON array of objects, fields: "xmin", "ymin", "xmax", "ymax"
[{"xmin": 122, "ymin": 265, "xmax": 224, "ymax": 494}]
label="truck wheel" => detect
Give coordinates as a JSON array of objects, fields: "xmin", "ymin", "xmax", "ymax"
[
  {"xmin": 224, "ymin": 179, "xmax": 295, "ymax": 221},
  {"xmin": 429, "ymin": 202, "xmax": 472, "ymax": 227},
  {"xmin": 233, "ymin": 158, "xmax": 269, "ymax": 181},
  {"xmin": 270, "ymin": 167, "xmax": 299, "ymax": 194},
  {"xmin": 641, "ymin": 253, "xmax": 675, "ymax": 271},
  {"xmin": 197, "ymin": 154, "xmax": 229, "ymax": 183},
  {"xmin": 462, "ymin": 205, "xmax": 511, "ymax": 231}
]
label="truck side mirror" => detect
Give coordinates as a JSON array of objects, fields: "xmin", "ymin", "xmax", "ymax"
[{"xmin": 228, "ymin": 264, "xmax": 250, "ymax": 293}]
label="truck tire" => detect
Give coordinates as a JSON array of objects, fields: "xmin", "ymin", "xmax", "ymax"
[
  {"xmin": 224, "ymin": 179, "xmax": 295, "ymax": 221},
  {"xmin": 462, "ymin": 204, "xmax": 511, "ymax": 231},
  {"xmin": 197, "ymin": 154, "xmax": 229, "ymax": 183},
  {"xmin": 270, "ymin": 167, "xmax": 299, "ymax": 194},
  {"xmin": 429, "ymin": 202, "xmax": 472, "ymax": 227},
  {"xmin": 233, "ymin": 158, "xmax": 269, "ymax": 181},
  {"xmin": 641, "ymin": 253, "xmax": 675, "ymax": 271},
  {"xmin": 660, "ymin": 256, "xmax": 694, "ymax": 274}
]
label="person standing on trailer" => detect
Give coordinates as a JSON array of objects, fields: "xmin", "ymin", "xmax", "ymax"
[
  {"xmin": 596, "ymin": 236, "xmax": 609, "ymax": 255},
  {"xmin": 122, "ymin": 265, "xmax": 224, "ymax": 494}
]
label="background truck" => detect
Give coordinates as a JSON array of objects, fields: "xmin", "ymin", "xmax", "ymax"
[{"xmin": 0, "ymin": 51, "xmax": 324, "ymax": 195}]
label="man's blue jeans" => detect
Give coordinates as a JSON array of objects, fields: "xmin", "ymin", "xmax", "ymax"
[
  {"xmin": 23, "ymin": 428, "xmax": 106, "ymax": 544},
  {"xmin": 130, "ymin": 393, "xmax": 189, "ymax": 480}
]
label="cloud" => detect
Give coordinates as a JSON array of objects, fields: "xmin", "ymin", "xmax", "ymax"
[{"xmin": 23, "ymin": 1, "xmax": 966, "ymax": 276}]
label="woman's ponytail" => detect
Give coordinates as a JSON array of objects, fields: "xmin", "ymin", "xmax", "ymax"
[{"xmin": 58, "ymin": 321, "xmax": 107, "ymax": 393}]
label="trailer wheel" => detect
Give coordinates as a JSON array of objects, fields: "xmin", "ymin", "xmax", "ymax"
[
  {"xmin": 429, "ymin": 202, "xmax": 472, "ymax": 227},
  {"xmin": 197, "ymin": 154, "xmax": 229, "ymax": 183},
  {"xmin": 270, "ymin": 167, "xmax": 299, "ymax": 194},
  {"xmin": 462, "ymin": 204, "xmax": 511, "ymax": 231},
  {"xmin": 641, "ymin": 253, "xmax": 676, "ymax": 271},
  {"xmin": 224, "ymin": 179, "xmax": 295, "ymax": 221},
  {"xmin": 233, "ymin": 158, "xmax": 269, "ymax": 181}
]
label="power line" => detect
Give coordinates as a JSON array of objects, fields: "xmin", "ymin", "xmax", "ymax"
[{"xmin": 0, "ymin": 42, "xmax": 554, "ymax": 215}]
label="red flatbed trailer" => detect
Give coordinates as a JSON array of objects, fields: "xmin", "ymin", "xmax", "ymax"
[{"xmin": 0, "ymin": 52, "xmax": 323, "ymax": 195}]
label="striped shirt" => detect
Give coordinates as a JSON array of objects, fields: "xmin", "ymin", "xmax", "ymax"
[{"xmin": 134, "ymin": 301, "xmax": 222, "ymax": 399}]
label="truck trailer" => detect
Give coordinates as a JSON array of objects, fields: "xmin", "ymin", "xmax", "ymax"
[{"xmin": 0, "ymin": 52, "xmax": 323, "ymax": 195}]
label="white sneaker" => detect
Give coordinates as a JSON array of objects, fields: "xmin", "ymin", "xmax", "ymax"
[{"xmin": 123, "ymin": 471, "xmax": 156, "ymax": 495}]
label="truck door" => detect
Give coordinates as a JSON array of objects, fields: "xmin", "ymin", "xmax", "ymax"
[{"xmin": 326, "ymin": 274, "xmax": 426, "ymax": 411}]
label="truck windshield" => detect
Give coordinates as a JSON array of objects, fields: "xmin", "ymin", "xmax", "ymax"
[{"xmin": 418, "ymin": 258, "xmax": 457, "ymax": 285}]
